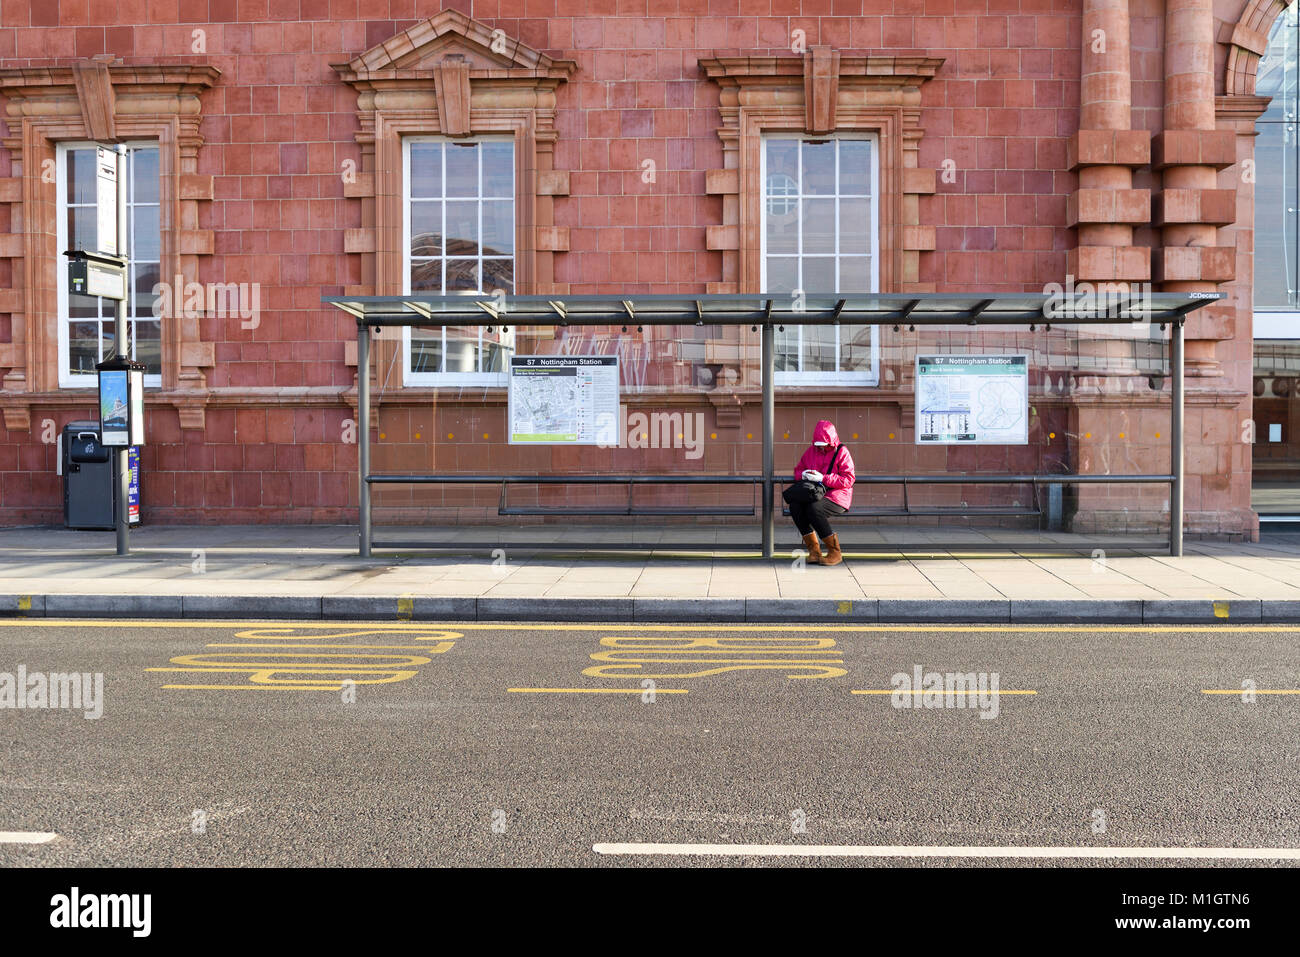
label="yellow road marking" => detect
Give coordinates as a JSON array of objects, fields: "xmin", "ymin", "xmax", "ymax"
[
  {"xmin": 508, "ymin": 687, "xmax": 688, "ymax": 694},
  {"xmin": 231, "ymin": 627, "xmax": 461, "ymax": 640},
  {"xmin": 597, "ymin": 636, "xmax": 839, "ymax": 647},
  {"xmin": 154, "ymin": 651, "xmax": 433, "ymax": 664},
  {"xmin": 0, "ymin": 621, "xmax": 472, "ymax": 631},
  {"xmin": 162, "ymin": 684, "xmax": 348, "ymax": 691},
  {"xmin": 1202, "ymin": 689, "xmax": 1300, "ymax": 695},
  {"xmin": 206, "ymin": 642, "xmax": 456, "ymax": 651},
  {"xmin": 583, "ymin": 663, "xmax": 846, "ymax": 679},
  {"xmin": 581, "ymin": 634, "xmax": 847, "ymax": 680},
  {"xmin": 148, "ymin": 665, "xmax": 422, "ymax": 673},
  {"xmin": 145, "ymin": 625, "xmax": 462, "ymax": 692},
  {"xmin": 3, "ymin": 621, "xmax": 1294, "ymax": 633},
  {"xmin": 852, "ymin": 689, "xmax": 1037, "ymax": 695},
  {"xmin": 155, "ymin": 668, "xmax": 419, "ymax": 689}
]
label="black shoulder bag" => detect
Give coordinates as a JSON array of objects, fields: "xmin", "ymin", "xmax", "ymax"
[{"xmin": 781, "ymin": 444, "xmax": 842, "ymax": 506}]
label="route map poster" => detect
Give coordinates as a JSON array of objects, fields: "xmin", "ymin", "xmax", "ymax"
[
  {"xmin": 915, "ymin": 354, "xmax": 1029, "ymax": 445},
  {"xmin": 508, "ymin": 355, "xmax": 620, "ymax": 445}
]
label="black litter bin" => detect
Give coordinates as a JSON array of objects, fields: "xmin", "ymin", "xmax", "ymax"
[{"xmin": 62, "ymin": 420, "xmax": 140, "ymax": 529}]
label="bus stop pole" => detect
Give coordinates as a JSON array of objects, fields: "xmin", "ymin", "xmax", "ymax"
[
  {"xmin": 762, "ymin": 322, "xmax": 775, "ymax": 559},
  {"xmin": 1170, "ymin": 318, "xmax": 1184, "ymax": 557},
  {"xmin": 113, "ymin": 144, "xmax": 129, "ymax": 557},
  {"xmin": 358, "ymin": 323, "xmax": 372, "ymax": 558}
]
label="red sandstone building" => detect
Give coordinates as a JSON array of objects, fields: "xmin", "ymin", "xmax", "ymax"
[{"xmin": 0, "ymin": 0, "xmax": 1296, "ymax": 541}]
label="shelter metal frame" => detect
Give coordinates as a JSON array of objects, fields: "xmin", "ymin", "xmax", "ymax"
[{"xmin": 323, "ymin": 292, "xmax": 1221, "ymax": 559}]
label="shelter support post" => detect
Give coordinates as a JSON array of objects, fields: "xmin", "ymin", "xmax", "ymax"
[
  {"xmin": 762, "ymin": 322, "xmax": 775, "ymax": 559},
  {"xmin": 114, "ymin": 144, "xmax": 129, "ymax": 557},
  {"xmin": 1170, "ymin": 318, "xmax": 1184, "ymax": 557},
  {"xmin": 358, "ymin": 324, "xmax": 372, "ymax": 558}
]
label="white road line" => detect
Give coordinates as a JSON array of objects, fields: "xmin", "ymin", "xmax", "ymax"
[
  {"xmin": 0, "ymin": 831, "xmax": 57, "ymax": 845},
  {"xmin": 592, "ymin": 843, "xmax": 1300, "ymax": 860}
]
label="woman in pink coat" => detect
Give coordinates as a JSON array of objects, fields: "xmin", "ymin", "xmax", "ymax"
[{"xmin": 791, "ymin": 419, "xmax": 855, "ymax": 565}]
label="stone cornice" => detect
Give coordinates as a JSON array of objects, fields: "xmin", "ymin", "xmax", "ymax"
[
  {"xmin": 699, "ymin": 55, "xmax": 944, "ymax": 87},
  {"xmin": 1216, "ymin": 93, "xmax": 1271, "ymax": 121},
  {"xmin": 332, "ymin": 69, "xmax": 573, "ymax": 92},
  {"xmin": 0, "ymin": 63, "xmax": 220, "ymax": 103}
]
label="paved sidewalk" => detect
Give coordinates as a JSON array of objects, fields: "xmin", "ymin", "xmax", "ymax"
[{"xmin": 1, "ymin": 523, "xmax": 1299, "ymax": 623}]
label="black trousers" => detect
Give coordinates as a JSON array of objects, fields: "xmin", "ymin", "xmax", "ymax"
[{"xmin": 789, "ymin": 498, "xmax": 847, "ymax": 538}]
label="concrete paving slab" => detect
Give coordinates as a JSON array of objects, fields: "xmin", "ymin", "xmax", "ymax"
[{"xmin": 3, "ymin": 524, "xmax": 1300, "ymax": 623}]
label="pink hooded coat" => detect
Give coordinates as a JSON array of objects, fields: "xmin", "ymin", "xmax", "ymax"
[{"xmin": 793, "ymin": 420, "xmax": 856, "ymax": 509}]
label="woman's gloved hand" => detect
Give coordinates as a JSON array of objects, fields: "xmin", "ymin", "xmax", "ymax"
[{"xmin": 801, "ymin": 469, "xmax": 824, "ymax": 483}]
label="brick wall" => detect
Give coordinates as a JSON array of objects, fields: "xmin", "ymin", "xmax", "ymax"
[{"xmin": 0, "ymin": 1, "xmax": 1262, "ymax": 538}]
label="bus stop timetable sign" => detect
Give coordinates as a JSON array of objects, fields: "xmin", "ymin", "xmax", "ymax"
[
  {"xmin": 508, "ymin": 355, "xmax": 620, "ymax": 445},
  {"xmin": 96, "ymin": 145, "xmax": 118, "ymax": 257},
  {"xmin": 916, "ymin": 354, "xmax": 1029, "ymax": 445}
]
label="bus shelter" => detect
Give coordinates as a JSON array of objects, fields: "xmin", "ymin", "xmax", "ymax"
[{"xmin": 324, "ymin": 292, "xmax": 1221, "ymax": 559}]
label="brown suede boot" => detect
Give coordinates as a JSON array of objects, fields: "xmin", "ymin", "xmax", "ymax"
[
  {"xmin": 819, "ymin": 533, "xmax": 843, "ymax": 565},
  {"xmin": 801, "ymin": 532, "xmax": 822, "ymax": 564}
]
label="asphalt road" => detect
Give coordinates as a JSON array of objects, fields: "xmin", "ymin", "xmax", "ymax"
[{"xmin": 1, "ymin": 619, "xmax": 1298, "ymax": 867}]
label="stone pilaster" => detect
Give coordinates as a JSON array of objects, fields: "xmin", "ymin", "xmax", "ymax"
[
  {"xmin": 1067, "ymin": 0, "xmax": 1150, "ymax": 290},
  {"xmin": 1157, "ymin": 0, "xmax": 1236, "ymax": 377}
]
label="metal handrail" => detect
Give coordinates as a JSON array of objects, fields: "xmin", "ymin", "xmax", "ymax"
[
  {"xmin": 365, "ymin": 472, "xmax": 1176, "ymax": 485},
  {"xmin": 361, "ymin": 471, "xmax": 1179, "ymax": 550},
  {"xmin": 366, "ymin": 473, "xmax": 762, "ymax": 483}
]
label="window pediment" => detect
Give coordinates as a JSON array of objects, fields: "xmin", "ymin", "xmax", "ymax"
[{"xmin": 333, "ymin": 8, "xmax": 576, "ymax": 87}]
